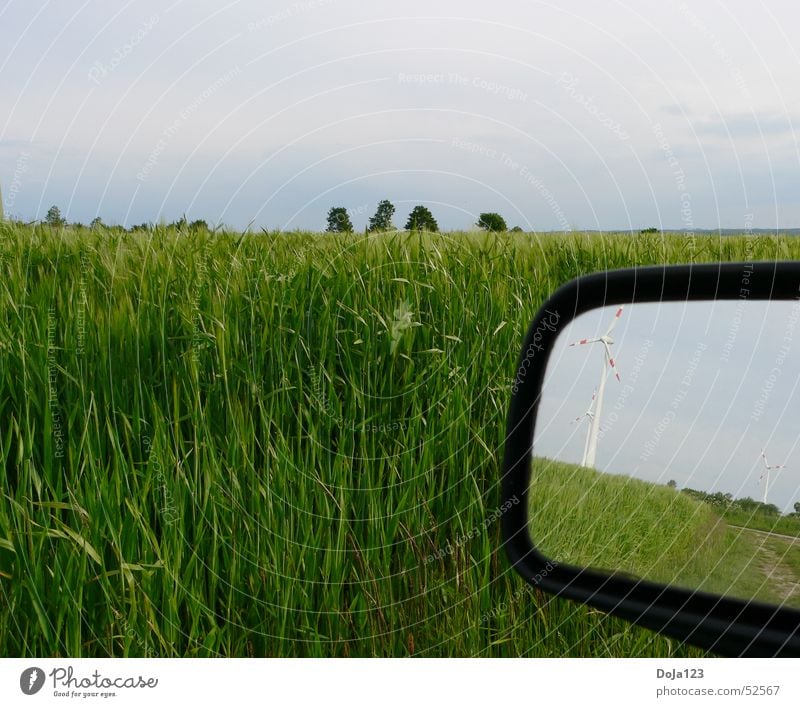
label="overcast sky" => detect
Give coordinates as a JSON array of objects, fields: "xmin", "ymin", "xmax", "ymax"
[
  {"xmin": 2, "ymin": 0, "xmax": 799, "ymax": 230},
  {"xmin": 535, "ymin": 299, "xmax": 800, "ymax": 513}
]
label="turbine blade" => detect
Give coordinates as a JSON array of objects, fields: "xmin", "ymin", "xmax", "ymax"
[
  {"xmin": 603, "ymin": 343, "xmax": 621, "ymax": 382},
  {"xmin": 761, "ymin": 449, "xmax": 786, "ymax": 470},
  {"xmin": 568, "ymin": 337, "xmax": 600, "ymax": 347},
  {"xmin": 605, "ymin": 306, "xmax": 624, "ymax": 337}
]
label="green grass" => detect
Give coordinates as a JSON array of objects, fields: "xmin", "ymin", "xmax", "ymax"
[
  {"xmin": 1, "ymin": 222, "xmax": 799, "ymax": 657},
  {"xmin": 722, "ymin": 509, "xmax": 800, "ymax": 539},
  {"xmin": 531, "ymin": 458, "xmax": 726, "ymax": 584},
  {"xmin": 756, "ymin": 535, "xmax": 800, "ymax": 606},
  {"xmin": 698, "ymin": 529, "xmax": 800, "ymax": 607},
  {"xmin": 532, "ymin": 458, "xmax": 800, "ymax": 609}
]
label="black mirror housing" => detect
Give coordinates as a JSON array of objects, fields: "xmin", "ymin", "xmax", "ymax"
[{"xmin": 501, "ymin": 261, "xmax": 800, "ymax": 657}]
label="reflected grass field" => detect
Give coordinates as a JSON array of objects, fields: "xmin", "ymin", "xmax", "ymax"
[
  {"xmin": 530, "ymin": 457, "xmax": 726, "ymax": 584},
  {"xmin": 1, "ymin": 222, "xmax": 798, "ymax": 656},
  {"xmin": 531, "ymin": 458, "xmax": 800, "ymax": 609}
]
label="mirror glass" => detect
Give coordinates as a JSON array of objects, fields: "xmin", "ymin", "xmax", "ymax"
[{"xmin": 532, "ymin": 298, "xmax": 800, "ymax": 607}]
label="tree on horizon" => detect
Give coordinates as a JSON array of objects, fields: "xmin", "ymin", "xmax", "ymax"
[
  {"xmin": 405, "ymin": 205, "xmax": 438, "ymax": 232},
  {"xmin": 477, "ymin": 212, "xmax": 507, "ymax": 232},
  {"xmin": 368, "ymin": 200, "xmax": 396, "ymax": 232},
  {"xmin": 45, "ymin": 205, "xmax": 66, "ymax": 227},
  {"xmin": 326, "ymin": 206, "xmax": 354, "ymax": 233}
]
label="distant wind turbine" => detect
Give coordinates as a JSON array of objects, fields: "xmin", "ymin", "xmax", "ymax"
[
  {"xmin": 569, "ymin": 306, "xmax": 623, "ymax": 468},
  {"xmin": 571, "ymin": 389, "xmax": 597, "ymax": 467},
  {"xmin": 759, "ymin": 448, "xmax": 785, "ymax": 505}
]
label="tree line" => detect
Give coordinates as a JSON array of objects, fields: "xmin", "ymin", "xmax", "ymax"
[
  {"xmin": 327, "ymin": 200, "xmax": 522, "ymax": 234},
  {"xmin": 17, "ymin": 202, "xmax": 521, "ymax": 234},
  {"xmin": 33, "ymin": 206, "xmax": 209, "ymax": 233},
  {"xmin": 678, "ymin": 485, "xmax": 800, "ymax": 519}
]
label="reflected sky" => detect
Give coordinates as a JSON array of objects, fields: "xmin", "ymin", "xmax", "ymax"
[{"xmin": 534, "ymin": 294, "xmax": 800, "ymax": 513}]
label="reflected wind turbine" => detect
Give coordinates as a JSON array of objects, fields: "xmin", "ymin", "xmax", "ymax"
[
  {"xmin": 569, "ymin": 306, "xmax": 622, "ymax": 468},
  {"xmin": 571, "ymin": 389, "xmax": 597, "ymax": 467},
  {"xmin": 759, "ymin": 448, "xmax": 785, "ymax": 505}
]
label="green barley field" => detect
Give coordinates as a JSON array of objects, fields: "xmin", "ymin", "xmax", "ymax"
[{"xmin": 0, "ymin": 221, "xmax": 797, "ymax": 657}]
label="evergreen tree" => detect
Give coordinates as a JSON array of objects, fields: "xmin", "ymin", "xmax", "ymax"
[
  {"xmin": 45, "ymin": 205, "xmax": 65, "ymax": 227},
  {"xmin": 405, "ymin": 205, "xmax": 438, "ymax": 232},
  {"xmin": 368, "ymin": 200, "xmax": 396, "ymax": 232}
]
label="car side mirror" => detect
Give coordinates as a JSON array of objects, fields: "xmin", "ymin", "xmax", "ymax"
[{"xmin": 501, "ymin": 262, "xmax": 800, "ymax": 657}]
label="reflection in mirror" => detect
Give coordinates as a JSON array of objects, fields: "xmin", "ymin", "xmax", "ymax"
[{"xmin": 532, "ymin": 298, "xmax": 800, "ymax": 607}]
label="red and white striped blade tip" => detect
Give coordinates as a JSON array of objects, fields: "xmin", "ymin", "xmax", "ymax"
[
  {"xmin": 604, "ymin": 350, "xmax": 621, "ymax": 381},
  {"xmin": 605, "ymin": 306, "xmax": 624, "ymax": 335},
  {"xmin": 569, "ymin": 337, "xmax": 599, "ymax": 347}
]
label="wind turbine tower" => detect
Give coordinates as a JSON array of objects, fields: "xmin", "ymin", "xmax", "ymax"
[
  {"xmin": 569, "ymin": 306, "xmax": 623, "ymax": 468},
  {"xmin": 572, "ymin": 389, "xmax": 597, "ymax": 467},
  {"xmin": 759, "ymin": 449, "xmax": 785, "ymax": 505}
]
